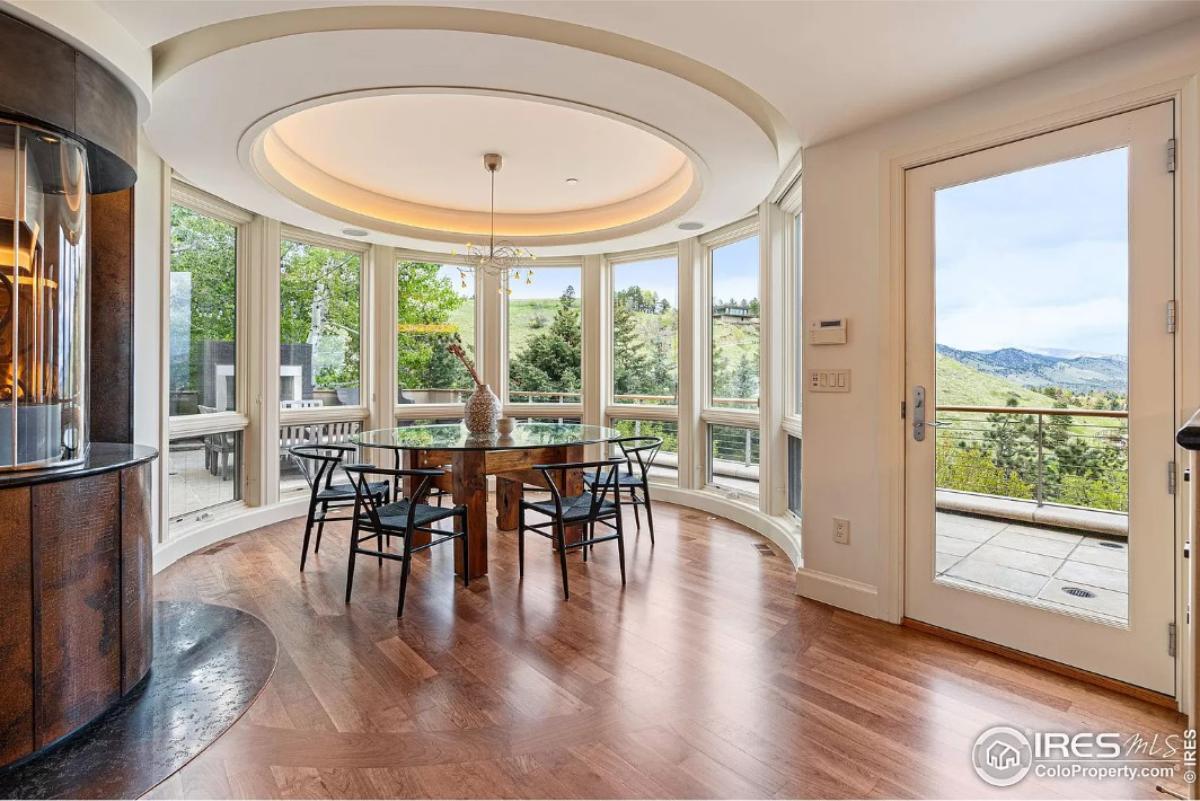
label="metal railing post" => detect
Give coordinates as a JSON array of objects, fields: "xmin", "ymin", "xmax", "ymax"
[
  {"xmin": 744, "ymin": 428, "xmax": 752, "ymax": 467},
  {"xmin": 1036, "ymin": 412, "xmax": 1045, "ymax": 507}
]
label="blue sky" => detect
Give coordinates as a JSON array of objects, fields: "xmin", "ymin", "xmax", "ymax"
[
  {"xmin": 507, "ymin": 265, "xmax": 581, "ymax": 300},
  {"xmin": 935, "ymin": 147, "xmax": 1128, "ymax": 357},
  {"xmin": 613, "ymin": 256, "xmax": 677, "ymax": 304},
  {"xmin": 712, "ymin": 235, "xmax": 760, "ymax": 304}
]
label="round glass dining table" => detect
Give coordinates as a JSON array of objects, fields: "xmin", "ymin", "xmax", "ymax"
[{"xmin": 352, "ymin": 422, "xmax": 621, "ymax": 579}]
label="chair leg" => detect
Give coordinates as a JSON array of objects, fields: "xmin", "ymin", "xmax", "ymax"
[
  {"xmin": 642, "ymin": 483, "xmax": 656, "ymax": 545},
  {"xmin": 299, "ymin": 502, "xmax": 316, "ymax": 572},
  {"xmin": 556, "ymin": 521, "xmax": 571, "ymax": 600},
  {"xmin": 314, "ymin": 501, "xmax": 328, "ymax": 552},
  {"xmin": 345, "ymin": 520, "xmax": 360, "ymax": 603},
  {"xmin": 518, "ymin": 506, "xmax": 526, "ymax": 579},
  {"xmin": 615, "ymin": 509, "xmax": 627, "ymax": 586},
  {"xmin": 631, "ymin": 492, "xmax": 641, "ymax": 531},
  {"xmin": 460, "ymin": 512, "xmax": 470, "ymax": 588},
  {"xmin": 398, "ymin": 534, "xmax": 414, "ymax": 617}
]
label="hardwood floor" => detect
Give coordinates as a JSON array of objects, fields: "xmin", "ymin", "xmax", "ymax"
[{"xmin": 147, "ymin": 500, "xmax": 1185, "ymax": 799}]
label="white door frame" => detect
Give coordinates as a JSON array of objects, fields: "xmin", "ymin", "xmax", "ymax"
[
  {"xmin": 903, "ymin": 101, "xmax": 1175, "ymax": 694},
  {"xmin": 879, "ymin": 83, "xmax": 1192, "ymax": 707}
]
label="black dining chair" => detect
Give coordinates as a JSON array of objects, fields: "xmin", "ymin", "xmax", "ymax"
[
  {"xmin": 519, "ymin": 456, "xmax": 626, "ymax": 600},
  {"xmin": 584, "ymin": 436, "xmax": 663, "ymax": 544},
  {"xmin": 342, "ymin": 464, "xmax": 470, "ymax": 617},
  {"xmin": 290, "ymin": 444, "xmax": 390, "ymax": 571}
]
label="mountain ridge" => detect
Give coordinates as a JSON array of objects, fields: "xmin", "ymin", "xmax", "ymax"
[{"xmin": 936, "ymin": 344, "xmax": 1126, "ymax": 393}]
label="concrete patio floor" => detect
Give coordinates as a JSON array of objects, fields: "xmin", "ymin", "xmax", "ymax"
[{"xmin": 935, "ymin": 511, "xmax": 1128, "ymax": 625}]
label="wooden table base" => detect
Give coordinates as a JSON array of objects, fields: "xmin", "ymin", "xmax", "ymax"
[{"xmin": 399, "ymin": 444, "xmax": 589, "ymax": 580}]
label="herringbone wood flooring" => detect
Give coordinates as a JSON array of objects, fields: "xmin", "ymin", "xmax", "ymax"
[{"xmin": 146, "ymin": 501, "xmax": 1185, "ymax": 799}]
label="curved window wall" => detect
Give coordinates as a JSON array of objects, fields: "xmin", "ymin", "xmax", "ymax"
[{"xmin": 161, "ymin": 181, "xmax": 802, "ymax": 547}]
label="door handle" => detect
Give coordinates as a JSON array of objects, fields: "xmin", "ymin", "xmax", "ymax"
[{"xmin": 913, "ymin": 386, "xmax": 926, "ymax": 441}]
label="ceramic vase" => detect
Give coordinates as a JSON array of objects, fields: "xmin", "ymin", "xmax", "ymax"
[{"xmin": 464, "ymin": 384, "xmax": 501, "ymax": 433}]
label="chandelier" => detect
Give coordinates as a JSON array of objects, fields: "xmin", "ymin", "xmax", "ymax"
[{"xmin": 453, "ymin": 153, "xmax": 535, "ymax": 294}]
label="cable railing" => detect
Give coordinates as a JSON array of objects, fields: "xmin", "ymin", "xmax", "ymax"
[
  {"xmin": 934, "ymin": 404, "xmax": 1128, "ymax": 513},
  {"xmin": 398, "ymin": 388, "xmax": 758, "ymax": 408}
]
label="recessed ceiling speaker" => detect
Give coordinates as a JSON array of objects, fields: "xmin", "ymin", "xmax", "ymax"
[
  {"xmin": 678, "ymin": 221, "xmax": 704, "ymax": 231},
  {"xmin": 342, "ymin": 227, "xmax": 369, "ymax": 237}
]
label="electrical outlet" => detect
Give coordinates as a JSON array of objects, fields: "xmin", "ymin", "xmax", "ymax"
[{"xmin": 833, "ymin": 517, "xmax": 850, "ymax": 545}]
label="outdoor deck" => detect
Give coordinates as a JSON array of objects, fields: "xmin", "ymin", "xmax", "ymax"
[{"xmin": 935, "ymin": 510, "xmax": 1128, "ymax": 624}]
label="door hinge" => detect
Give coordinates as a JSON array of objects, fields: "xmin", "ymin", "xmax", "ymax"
[
  {"xmin": 1167, "ymin": 138, "xmax": 1177, "ymax": 173},
  {"xmin": 1168, "ymin": 622, "xmax": 1177, "ymax": 657},
  {"xmin": 901, "ymin": 400, "xmax": 906, "ymax": 419},
  {"xmin": 1169, "ymin": 461, "xmax": 1178, "ymax": 495},
  {"xmin": 1167, "ymin": 300, "xmax": 1177, "ymax": 334}
]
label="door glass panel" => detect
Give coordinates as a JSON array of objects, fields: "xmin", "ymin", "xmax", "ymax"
[{"xmin": 933, "ymin": 149, "xmax": 1129, "ymax": 624}]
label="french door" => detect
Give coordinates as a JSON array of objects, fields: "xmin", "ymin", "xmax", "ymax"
[{"xmin": 904, "ymin": 102, "xmax": 1176, "ymax": 694}]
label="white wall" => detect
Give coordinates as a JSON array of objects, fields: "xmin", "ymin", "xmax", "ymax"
[{"xmin": 799, "ymin": 19, "xmax": 1200, "ymax": 621}]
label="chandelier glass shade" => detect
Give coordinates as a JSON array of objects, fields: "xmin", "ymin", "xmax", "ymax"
[{"xmin": 452, "ymin": 153, "xmax": 535, "ymax": 294}]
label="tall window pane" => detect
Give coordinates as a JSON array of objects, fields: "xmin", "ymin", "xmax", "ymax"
[
  {"xmin": 611, "ymin": 418, "xmax": 679, "ymax": 485},
  {"xmin": 397, "ymin": 262, "xmax": 476, "ymax": 404},
  {"xmin": 279, "ymin": 239, "xmax": 361, "ymax": 408},
  {"xmin": 169, "ymin": 205, "xmax": 237, "ymax": 415},
  {"xmin": 508, "ymin": 267, "xmax": 582, "ymax": 404},
  {"xmin": 708, "ymin": 423, "xmax": 760, "ymax": 499},
  {"xmin": 710, "ymin": 235, "xmax": 760, "ymax": 410},
  {"xmin": 612, "ymin": 257, "xmax": 677, "ymax": 405}
]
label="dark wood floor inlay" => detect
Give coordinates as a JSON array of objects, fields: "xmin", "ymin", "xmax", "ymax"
[{"xmin": 0, "ymin": 601, "xmax": 276, "ymax": 799}]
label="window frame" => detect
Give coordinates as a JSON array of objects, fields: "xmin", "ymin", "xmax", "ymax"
[
  {"xmin": 501, "ymin": 257, "xmax": 586, "ymax": 415},
  {"xmin": 604, "ymin": 245, "xmax": 680, "ymax": 413},
  {"xmin": 277, "ymin": 225, "xmax": 371, "ymax": 431},
  {"xmin": 698, "ymin": 217, "xmax": 762, "ymax": 496},
  {"xmin": 393, "ymin": 251, "xmax": 483, "ymax": 422},
  {"xmin": 165, "ymin": 181, "xmax": 253, "ymax": 525}
]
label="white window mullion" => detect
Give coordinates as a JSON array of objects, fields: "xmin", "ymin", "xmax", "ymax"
[
  {"xmin": 759, "ymin": 201, "xmax": 788, "ymax": 516},
  {"xmin": 677, "ymin": 236, "xmax": 702, "ymax": 490},
  {"xmin": 257, "ymin": 216, "xmax": 282, "ymax": 507},
  {"xmin": 369, "ymin": 243, "xmax": 396, "ymax": 433},
  {"xmin": 582, "ymin": 253, "xmax": 603, "ymax": 427}
]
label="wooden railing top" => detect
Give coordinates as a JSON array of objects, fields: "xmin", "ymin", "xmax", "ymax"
[{"xmin": 937, "ymin": 404, "xmax": 1127, "ymax": 419}]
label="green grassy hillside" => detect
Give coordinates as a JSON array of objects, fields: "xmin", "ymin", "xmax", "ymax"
[{"xmin": 936, "ymin": 354, "xmax": 1049, "ymax": 406}]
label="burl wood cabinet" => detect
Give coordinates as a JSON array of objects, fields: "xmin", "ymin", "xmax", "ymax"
[{"xmin": 0, "ymin": 444, "xmax": 155, "ymax": 767}]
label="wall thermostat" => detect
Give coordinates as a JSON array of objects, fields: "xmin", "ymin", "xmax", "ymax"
[{"xmin": 809, "ymin": 318, "xmax": 847, "ymax": 345}]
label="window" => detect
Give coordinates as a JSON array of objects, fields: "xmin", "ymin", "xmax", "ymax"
[
  {"xmin": 787, "ymin": 435, "xmax": 802, "ymax": 517},
  {"xmin": 610, "ymin": 418, "xmax": 679, "ymax": 485},
  {"xmin": 611, "ymin": 257, "xmax": 677, "ymax": 405},
  {"xmin": 279, "ymin": 238, "xmax": 362, "ymax": 408},
  {"xmin": 397, "ymin": 262, "xmax": 476, "ymax": 404},
  {"xmin": 169, "ymin": 206, "xmax": 238, "ymax": 415},
  {"xmin": 792, "ymin": 213, "xmax": 803, "ymax": 416},
  {"xmin": 278, "ymin": 420, "xmax": 365, "ymax": 495},
  {"xmin": 168, "ymin": 199, "xmax": 246, "ymax": 527},
  {"xmin": 708, "ymin": 423, "xmax": 760, "ymax": 498},
  {"xmin": 709, "ymin": 235, "xmax": 760, "ymax": 410},
  {"xmin": 168, "ymin": 432, "xmax": 244, "ymax": 522},
  {"xmin": 507, "ymin": 267, "xmax": 582, "ymax": 404}
]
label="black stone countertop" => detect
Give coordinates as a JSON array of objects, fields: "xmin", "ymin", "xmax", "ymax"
[{"xmin": 0, "ymin": 443, "xmax": 157, "ymax": 489}]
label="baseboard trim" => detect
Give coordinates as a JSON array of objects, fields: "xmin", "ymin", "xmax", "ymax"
[
  {"xmin": 902, "ymin": 617, "xmax": 1178, "ymax": 709},
  {"xmin": 151, "ymin": 487, "xmax": 803, "ymax": 575},
  {"xmin": 795, "ymin": 567, "xmax": 879, "ymax": 617},
  {"xmin": 153, "ymin": 498, "xmax": 308, "ymax": 573},
  {"xmin": 652, "ymin": 486, "xmax": 802, "ymax": 567}
]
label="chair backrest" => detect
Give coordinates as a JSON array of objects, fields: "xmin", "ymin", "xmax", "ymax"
[
  {"xmin": 615, "ymin": 436, "xmax": 663, "ymax": 479},
  {"xmin": 342, "ymin": 464, "xmax": 444, "ymax": 532},
  {"xmin": 289, "ymin": 444, "xmax": 354, "ymax": 496},
  {"xmin": 534, "ymin": 456, "xmax": 625, "ymax": 523}
]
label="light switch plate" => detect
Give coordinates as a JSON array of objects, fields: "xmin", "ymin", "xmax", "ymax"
[
  {"xmin": 807, "ymin": 368, "xmax": 851, "ymax": 393},
  {"xmin": 834, "ymin": 517, "xmax": 850, "ymax": 545}
]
